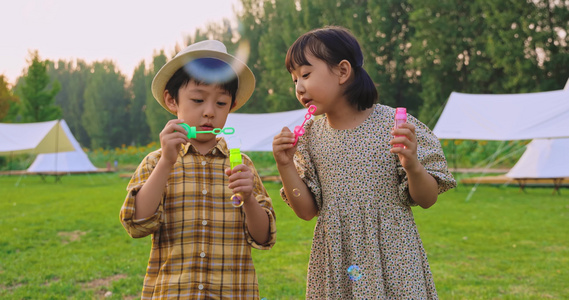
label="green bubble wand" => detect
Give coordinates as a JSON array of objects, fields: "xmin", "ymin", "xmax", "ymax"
[{"xmin": 179, "ymin": 123, "xmax": 235, "ymax": 139}]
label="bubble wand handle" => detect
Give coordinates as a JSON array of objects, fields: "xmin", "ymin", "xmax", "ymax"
[
  {"xmin": 229, "ymin": 148, "xmax": 244, "ymax": 208},
  {"xmin": 293, "ymin": 105, "xmax": 317, "ymax": 146}
]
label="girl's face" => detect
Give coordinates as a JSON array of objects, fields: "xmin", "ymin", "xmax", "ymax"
[
  {"xmin": 290, "ymin": 53, "xmax": 345, "ymax": 114},
  {"xmin": 165, "ymin": 80, "xmax": 232, "ymax": 149}
]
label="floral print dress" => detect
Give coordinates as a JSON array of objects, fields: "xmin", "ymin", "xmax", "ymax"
[{"xmin": 281, "ymin": 104, "xmax": 456, "ymax": 299}]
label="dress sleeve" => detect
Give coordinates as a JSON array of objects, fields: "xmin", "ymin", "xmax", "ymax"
[
  {"xmin": 279, "ymin": 119, "xmax": 323, "ymax": 212},
  {"xmin": 119, "ymin": 151, "xmax": 165, "ymax": 238},
  {"xmin": 396, "ymin": 115, "xmax": 457, "ymax": 206},
  {"xmin": 242, "ymin": 154, "xmax": 277, "ymax": 250}
]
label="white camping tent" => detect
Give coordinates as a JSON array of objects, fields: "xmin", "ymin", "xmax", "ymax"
[
  {"xmin": 27, "ymin": 119, "xmax": 97, "ymax": 173},
  {"xmin": 506, "ymin": 138, "xmax": 569, "ymax": 178},
  {"xmin": 433, "ymin": 89, "xmax": 569, "ymax": 141},
  {"xmin": 225, "ymin": 108, "xmax": 310, "ymax": 151},
  {"xmin": 433, "ymin": 84, "xmax": 569, "ymax": 185},
  {"xmin": 505, "ymin": 82, "xmax": 569, "ymax": 179},
  {"xmin": 0, "ymin": 120, "xmax": 75, "ymax": 155}
]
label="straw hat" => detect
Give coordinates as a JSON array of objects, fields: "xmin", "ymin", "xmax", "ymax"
[{"xmin": 151, "ymin": 40, "xmax": 255, "ymax": 115}]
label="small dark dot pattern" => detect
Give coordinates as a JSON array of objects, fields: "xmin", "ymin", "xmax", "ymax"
[{"xmin": 281, "ymin": 104, "xmax": 456, "ymax": 299}]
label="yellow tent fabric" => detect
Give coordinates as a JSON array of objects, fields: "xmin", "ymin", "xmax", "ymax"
[{"xmin": 0, "ymin": 120, "xmax": 75, "ymax": 155}]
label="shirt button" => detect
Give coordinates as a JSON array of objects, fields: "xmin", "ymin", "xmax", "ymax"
[
  {"xmin": 202, "ymin": 190, "xmax": 207, "ymax": 195},
  {"xmin": 198, "ymin": 284, "xmax": 204, "ymax": 290},
  {"xmin": 202, "ymin": 220, "xmax": 208, "ymax": 226},
  {"xmin": 200, "ymin": 252, "xmax": 206, "ymax": 258},
  {"xmin": 201, "ymin": 161, "xmax": 206, "ymax": 166}
]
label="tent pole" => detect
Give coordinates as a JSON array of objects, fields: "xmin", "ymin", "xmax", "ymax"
[
  {"xmin": 55, "ymin": 120, "xmax": 59, "ymax": 183},
  {"xmin": 13, "ymin": 151, "xmax": 24, "ymax": 187},
  {"xmin": 465, "ymin": 140, "xmax": 508, "ymax": 201},
  {"xmin": 11, "ymin": 151, "xmax": 25, "ymax": 187},
  {"xmin": 451, "ymin": 139, "xmax": 459, "ymax": 191},
  {"xmin": 9, "ymin": 151, "xmax": 13, "ymax": 175},
  {"xmin": 453, "ymin": 139, "xmax": 458, "ymax": 174}
]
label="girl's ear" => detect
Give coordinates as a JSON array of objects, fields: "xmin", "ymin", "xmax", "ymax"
[
  {"xmin": 164, "ymin": 90, "xmax": 178, "ymax": 113},
  {"xmin": 337, "ymin": 59, "xmax": 352, "ymax": 85}
]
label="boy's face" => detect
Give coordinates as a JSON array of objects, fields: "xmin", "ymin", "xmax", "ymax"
[{"xmin": 165, "ymin": 80, "xmax": 232, "ymax": 148}]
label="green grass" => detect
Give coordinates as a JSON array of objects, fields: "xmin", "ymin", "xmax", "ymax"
[{"xmin": 0, "ymin": 174, "xmax": 567, "ymax": 299}]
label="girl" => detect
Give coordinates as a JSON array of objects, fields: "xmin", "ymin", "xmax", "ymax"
[{"xmin": 272, "ymin": 26, "xmax": 456, "ymax": 299}]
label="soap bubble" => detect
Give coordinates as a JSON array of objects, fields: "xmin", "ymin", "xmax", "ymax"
[
  {"xmin": 184, "ymin": 57, "xmax": 236, "ymax": 84},
  {"xmin": 183, "ymin": 41, "xmax": 250, "ymax": 85},
  {"xmin": 231, "ymin": 193, "xmax": 244, "ymax": 207},
  {"xmin": 347, "ymin": 265, "xmax": 362, "ymax": 281},
  {"xmin": 292, "ymin": 188, "xmax": 301, "ymax": 197}
]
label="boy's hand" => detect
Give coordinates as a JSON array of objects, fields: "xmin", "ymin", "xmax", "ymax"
[
  {"xmin": 389, "ymin": 122, "xmax": 421, "ymax": 173},
  {"xmin": 225, "ymin": 164, "xmax": 255, "ymax": 203},
  {"xmin": 159, "ymin": 119, "xmax": 190, "ymax": 165},
  {"xmin": 272, "ymin": 127, "xmax": 297, "ymax": 167}
]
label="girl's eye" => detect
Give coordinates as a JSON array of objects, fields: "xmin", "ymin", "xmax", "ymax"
[
  {"xmin": 192, "ymin": 99, "xmax": 204, "ymax": 103},
  {"xmin": 302, "ymin": 73, "xmax": 310, "ymax": 78},
  {"xmin": 217, "ymin": 101, "xmax": 228, "ymax": 106}
]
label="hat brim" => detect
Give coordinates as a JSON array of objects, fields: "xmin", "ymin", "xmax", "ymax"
[{"xmin": 151, "ymin": 49, "xmax": 255, "ymax": 115}]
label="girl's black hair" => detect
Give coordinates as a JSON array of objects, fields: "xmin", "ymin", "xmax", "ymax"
[
  {"xmin": 285, "ymin": 26, "xmax": 378, "ymax": 111},
  {"xmin": 164, "ymin": 60, "xmax": 239, "ymax": 107}
]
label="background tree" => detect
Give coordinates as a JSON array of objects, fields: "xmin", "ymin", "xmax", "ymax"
[
  {"xmin": 254, "ymin": 0, "xmax": 302, "ymax": 112},
  {"xmin": 481, "ymin": 0, "xmax": 569, "ymax": 92},
  {"xmin": 17, "ymin": 51, "xmax": 61, "ymax": 122},
  {"xmin": 408, "ymin": 0, "xmax": 568, "ymax": 126},
  {"xmin": 144, "ymin": 51, "xmax": 170, "ymax": 143},
  {"xmin": 47, "ymin": 59, "xmax": 91, "ymax": 146},
  {"xmin": 229, "ymin": 0, "xmax": 269, "ymax": 112},
  {"xmin": 360, "ymin": 0, "xmax": 422, "ymax": 116},
  {"xmin": 5, "ymin": 0, "xmax": 567, "ymax": 149},
  {"xmin": 241, "ymin": 0, "xmax": 425, "ymax": 115},
  {"xmin": 535, "ymin": 0, "xmax": 569, "ymax": 90},
  {"xmin": 129, "ymin": 61, "xmax": 151, "ymax": 145},
  {"xmin": 0, "ymin": 75, "xmax": 19, "ymax": 122},
  {"xmin": 82, "ymin": 61, "xmax": 130, "ymax": 148}
]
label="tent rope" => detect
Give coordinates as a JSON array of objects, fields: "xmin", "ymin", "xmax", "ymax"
[{"xmin": 465, "ymin": 142, "xmax": 527, "ymax": 201}]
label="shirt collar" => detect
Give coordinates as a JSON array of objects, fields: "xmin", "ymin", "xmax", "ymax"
[{"xmin": 180, "ymin": 137, "xmax": 230, "ymax": 157}]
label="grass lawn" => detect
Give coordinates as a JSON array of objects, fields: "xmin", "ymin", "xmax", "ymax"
[{"xmin": 0, "ymin": 173, "xmax": 567, "ymax": 299}]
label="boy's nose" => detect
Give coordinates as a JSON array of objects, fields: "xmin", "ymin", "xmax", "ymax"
[{"xmin": 203, "ymin": 102, "xmax": 215, "ymax": 118}]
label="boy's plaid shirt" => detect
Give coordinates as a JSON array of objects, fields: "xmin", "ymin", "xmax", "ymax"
[{"xmin": 120, "ymin": 138, "xmax": 276, "ymax": 299}]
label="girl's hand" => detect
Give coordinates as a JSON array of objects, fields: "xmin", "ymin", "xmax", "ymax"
[
  {"xmin": 159, "ymin": 119, "xmax": 190, "ymax": 165},
  {"xmin": 390, "ymin": 123, "xmax": 421, "ymax": 173},
  {"xmin": 225, "ymin": 164, "xmax": 255, "ymax": 203},
  {"xmin": 272, "ymin": 127, "xmax": 297, "ymax": 167}
]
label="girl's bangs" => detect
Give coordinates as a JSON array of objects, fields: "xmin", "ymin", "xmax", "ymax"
[{"xmin": 285, "ymin": 36, "xmax": 322, "ymax": 72}]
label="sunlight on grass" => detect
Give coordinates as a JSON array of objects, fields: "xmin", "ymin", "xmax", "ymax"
[{"xmin": 0, "ymin": 174, "xmax": 567, "ymax": 299}]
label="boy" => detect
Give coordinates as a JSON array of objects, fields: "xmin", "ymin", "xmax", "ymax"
[{"xmin": 120, "ymin": 40, "xmax": 276, "ymax": 299}]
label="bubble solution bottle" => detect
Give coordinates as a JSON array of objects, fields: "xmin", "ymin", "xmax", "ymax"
[
  {"xmin": 229, "ymin": 148, "xmax": 244, "ymax": 207},
  {"xmin": 394, "ymin": 107, "xmax": 407, "ymax": 148}
]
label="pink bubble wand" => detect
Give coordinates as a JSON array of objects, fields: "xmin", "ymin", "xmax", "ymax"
[{"xmin": 293, "ymin": 105, "xmax": 317, "ymax": 146}]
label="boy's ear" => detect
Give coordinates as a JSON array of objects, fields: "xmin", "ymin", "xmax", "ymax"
[
  {"xmin": 337, "ymin": 59, "xmax": 352, "ymax": 85},
  {"xmin": 164, "ymin": 90, "xmax": 178, "ymax": 113}
]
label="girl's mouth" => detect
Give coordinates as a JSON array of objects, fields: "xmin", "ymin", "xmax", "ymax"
[{"xmin": 302, "ymin": 99, "xmax": 313, "ymax": 107}]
